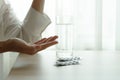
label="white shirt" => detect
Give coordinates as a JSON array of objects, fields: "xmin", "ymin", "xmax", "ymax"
[
  {"xmin": 0, "ymin": 1, "xmax": 51, "ymax": 79},
  {"xmin": 0, "ymin": 0, "xmax": 51, "ymax": 43}
]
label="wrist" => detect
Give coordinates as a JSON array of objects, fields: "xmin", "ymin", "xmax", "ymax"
[{"xmin": 32, "ymin": 0, "xmax": 44, "ymax": 13}]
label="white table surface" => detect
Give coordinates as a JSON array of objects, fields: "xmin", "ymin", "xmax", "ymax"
[
  {"xmin": 0, "ymin": 52, "xmax": 19, "ymax": 80},
  {"xmin": 6, "ymin": 51, "xmax": 120, "ymax": 80}
]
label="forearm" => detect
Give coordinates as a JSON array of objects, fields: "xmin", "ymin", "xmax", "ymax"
[
  {"xmin": 0, "ymin": 41, "xmax": 5, "ymax": 53},
  {"xmin": 32, "ymin": 0, "xmax": 45, "ymax": 13}
]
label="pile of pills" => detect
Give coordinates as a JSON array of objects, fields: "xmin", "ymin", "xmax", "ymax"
[{"xmin": 56, "ymin": 56, "xmax": 80, "ymax": 66}]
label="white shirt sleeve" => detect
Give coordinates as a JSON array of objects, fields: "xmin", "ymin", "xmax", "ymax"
[
  {"xmin": 21, "ymin": 7, "xmax": 51, "ymax": 43},
  {"xmin": 4, "ymin": 4, "xmax": 51, "ymax": 43}
]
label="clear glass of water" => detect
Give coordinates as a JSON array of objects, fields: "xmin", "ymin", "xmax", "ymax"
[{"xmin": 56, "ymin": 16, "xmax": 73, "ymax": 59}]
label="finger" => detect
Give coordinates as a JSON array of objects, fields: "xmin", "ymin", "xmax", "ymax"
[
  {"xmin": 46, "ymin": 36, "xmax": 58, "ymax": 42},
  {"xmin": 38, "ymin": 41, "xmax": 58, "ymax": 50},
  {"xmin": 34, "ymin": 38, "xmax": 47, "ymax": 44},
  {"xmin": 35, "ymin": 36, "xmax": 55, "ymax": 44},
  {"xmin": 39, "ymin": 36, "xmax": 53, "ymax": 43},
  {"xmin": 45, "ymin": 36, "xmax": 53, "ymax": 42},
  {"xmin": 35, "ymin": 36, "xmax": 58, "ymax": 45}
]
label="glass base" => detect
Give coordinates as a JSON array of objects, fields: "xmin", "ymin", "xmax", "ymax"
[{"xmin": 56, "ymin": 50, "xmax": 73, "ymax": 58}]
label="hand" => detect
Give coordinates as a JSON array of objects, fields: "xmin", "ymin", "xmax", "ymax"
[{"xmin": 3, "ymin": 36, "xmax": 58, "ymax": 55}]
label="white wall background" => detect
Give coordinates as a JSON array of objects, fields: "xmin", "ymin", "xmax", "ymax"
[{"xmin": 7, "ymin": 0, "xmax": 120, "ymax": 51}]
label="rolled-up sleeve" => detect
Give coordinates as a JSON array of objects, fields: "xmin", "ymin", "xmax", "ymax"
[
  {"xmin": 22, "ymin": 7, "xmax": 51, "ymax": 43},
  {"xmin": 4, "ymin": 3, "xmax": 51, "ymax": 43}
]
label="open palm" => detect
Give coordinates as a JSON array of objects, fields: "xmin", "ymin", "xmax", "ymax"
[{"xmin": 3, "ymin": 36, "xmax": 58, "ymax": 55}]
